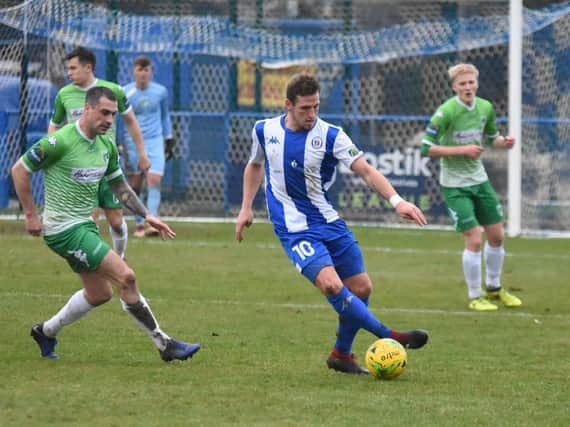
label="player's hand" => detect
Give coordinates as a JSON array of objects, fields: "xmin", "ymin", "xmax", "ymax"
[
  {"xmin": 462, "ymin": 145, "xmax": 484, "ymax": 159},
  {"xmin": 164, "ymin": 138, "xmax": 175, "ymax": 161},
  {"xmin": 235, "ymin": 208, "xmax": 254, "ymax": 242},
  {"xmin": 145, "ymin": 214, "xmax": 176, "ymax": 240},
  {"xmin": 503, "ymin": 136, "xmax": 515, "ymax": 149},
  {"xmin": 395, "ymin": 200, "xmax": 427, "ymax": 226},
  {"xmin": 138, "ymin": 152, "xmax": 151, "ymax": 174},
  {"xmin": 24, "ymin": 212, "xmax": 42, "ymax": 236}
]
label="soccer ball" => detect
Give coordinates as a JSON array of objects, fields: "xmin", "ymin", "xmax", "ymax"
[{"xmin": 365, "ymin": 338, "xmax": 407, "ymax": 380}]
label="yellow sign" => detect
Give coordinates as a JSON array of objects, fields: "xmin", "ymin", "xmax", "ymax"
[{"xmin": 237, "ymin": 60, "xmax": 315, "ymax": 108}]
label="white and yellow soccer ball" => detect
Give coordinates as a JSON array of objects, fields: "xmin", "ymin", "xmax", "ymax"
[{"xmin": 365, "ymin": 338, "xmax": 407, "ymax": 380}]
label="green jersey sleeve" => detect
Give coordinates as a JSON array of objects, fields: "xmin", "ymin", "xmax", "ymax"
[
  {"xmin": 22, "ymin": 134, "xmax": 65, "ymax": 172},
  {"xmin": 483, "ymin": 103, "xmax": 499, "ymax": 145},
  {"xmin": 421, "ymin": 106, "xmax": 451, "ymax": 156},
  {"xmin": 103, "ymin": 136, "xmax": 124, "ymax": 184},
  {"xmin": 50, "ymin": 91, "xmax": 66, "ymax": 126}
]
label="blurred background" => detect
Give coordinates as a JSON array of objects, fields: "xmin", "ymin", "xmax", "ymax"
[{"xmin": 0, "ymin": 0, "xmax": 568, "ymax": 234}]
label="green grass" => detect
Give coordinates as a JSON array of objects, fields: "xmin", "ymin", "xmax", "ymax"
[{"xmin": 1, "ymin": 220, "xmax": 569, "ymax": 426}]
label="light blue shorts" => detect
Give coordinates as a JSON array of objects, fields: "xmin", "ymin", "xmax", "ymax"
[{"xmin": 127, "ymin": 137, "xmax": 165, "ymax": 176}]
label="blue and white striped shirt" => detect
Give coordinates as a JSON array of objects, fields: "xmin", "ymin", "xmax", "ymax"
[{"xmin": 250, "ymin": 115, "xmax": 362, "ymax": 234}]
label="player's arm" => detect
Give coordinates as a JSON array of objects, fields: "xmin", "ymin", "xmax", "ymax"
[
  {"xmin": 486, "ymin": 107, "xmax": 515, "ymax": 149},
  {"xmin": 424, "ymin": 144, "xmax": 484, "ymax": 159},
  {"xmin": 12, "ymin": 135, "xmax": 63, "ymax": 235},
  {"xmin": 235, "ymin": 161, "xmax": 264, "ymax": 242},
  {"xmin": 421, "ymin": 110, "xmax": 483, "ymax": 159},
  {"xmin": 351, "ymin": 157, "xmax": 427, "ymax": 226},
  {"xmin": 109, "ymin": 177, "xmax": 175, "ymax": 239},
  {"xmin": 493, "ymin": 135, "xmax": 515, "ymax": 149},
  {"xmin": 11, "ymin": 159, "xmax": 42, "ymax": 236},
  {"xmin": 122, "ymin": 110, "xmax": 150, "ymax": 172},
  {"xmin": 160, "ymin": 88, "xmax": 175, "ymax": 160},
  {"xmin": 48, "ymin": 92, "xmax": 65, "ymax": 133}
]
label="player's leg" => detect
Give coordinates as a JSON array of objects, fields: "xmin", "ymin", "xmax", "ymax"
[
  {"xmin": 144, "ymin": 141, "xmax": 165, "ymax": 237},
  {"xmin": 128, "ymin": 172, "xmax": 146, "ymax": 237},
  {"xmin": 443, "ymin": 186, "xmax": 496, "ymax": 310},
  {"xmin": 32, "ymin": 223, "xmax": 112, "ymax": 358},
  {"xmin": 144, "ymin": 171, "xmax": 162, "ymax": 237},
  {"xmin": 97, "ymin": 179, "xmax": 128, "ymax": 258},
  {"xmin": 126, "ymin": 145, "xmax": 146, "ymax": 238},
  {"xmin": 95, "ymin": 249, "xmax": 200, "ymax": 361},
  {"xmin": 476, "ymin": 182, "xmax": 521, "ymax": 307}
]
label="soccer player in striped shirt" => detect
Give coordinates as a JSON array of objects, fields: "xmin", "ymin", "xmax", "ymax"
[
  {"xmin": 421, "ymin": 63, "xmax": 522, "ymax": 311},
  {"xmin": 12, "ymin": 86, "xmax": 199, "ymax": 362},
  {"xmin": 48, "ymin": 46, "xmax": 150, "ymax": 259},
  {"xmin": 235, "ymin": 73, "xmax": 429, "ymax": 374}
]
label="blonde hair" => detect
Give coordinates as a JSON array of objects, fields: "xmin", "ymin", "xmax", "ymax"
[{"xmin": 448, "ymin": 63, "xmax": 479, "ymax": 82}]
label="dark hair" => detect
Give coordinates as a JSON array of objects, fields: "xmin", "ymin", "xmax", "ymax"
[
  {"xmin": 66, "ymin": 46, "xmax": 96, "ymax": 68},
  {"xmin": 133, "ymin": 55, "xmax": 152, "ymax": 68},
  {"xmin": 86, "ymin": 86, "xmax": 117, "ymax": 107},
  {"xmin": 286, "ymin": 73, "xmax": 320, "ymax": 104}
]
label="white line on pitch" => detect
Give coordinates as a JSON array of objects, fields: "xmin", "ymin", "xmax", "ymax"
[
  {"xmin": 137, "ymin": 239, "xmax": 570, "ymax": 261},
  {"xmin": 2, "ymin": 291, "xmax": 568, "ymax": 320}
]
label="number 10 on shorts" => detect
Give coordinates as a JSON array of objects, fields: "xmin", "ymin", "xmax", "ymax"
[{"xmin": 292, "ymin": 241, "xmax": 315, "ymax": 260}]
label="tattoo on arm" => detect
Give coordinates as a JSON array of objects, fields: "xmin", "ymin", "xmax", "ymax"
[{"xmin": 110, "ymin": 178, "xmax": 149, "ymax": 218}]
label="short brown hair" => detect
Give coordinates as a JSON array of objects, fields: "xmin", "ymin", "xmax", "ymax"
[
  {"xmin": 133, "ymin": 55, "xmax": 152, "ymax": 68},
  {"xmin": 286, "ymin": 73, "xmax": 320, "ymax": 104},
  {"xmin": 66, "ymin": 46, "xmax": 96, "ymax": 68}
]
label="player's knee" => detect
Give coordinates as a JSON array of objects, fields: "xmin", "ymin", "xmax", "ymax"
[
  {"xmin": 85, "ymin": 286, "xmax": 113, "ymax": 306},
  {"xmin": 319, "ymin": 279, "xmax": 343, "ymax": 296},
  {"xmin": 117, "ymin": 267, "xmax": 137, "ymax": 290}
]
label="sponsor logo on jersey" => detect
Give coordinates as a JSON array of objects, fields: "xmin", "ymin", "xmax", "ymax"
[
  {"xmin": 426, "ymin": 124, "xmax": 439, "ymax": 137},
  {"xmin": 71, "ymin": 167, "xmax": 106, "ymax": 183},
  {"xmin": 70, "ymin": 108, "xmax": 83, "ymax": 122},
  {"xmin": 268, "ymin": 136, "xmax": 280, "ymax": 145},
  {"xmin": 452, "ymin": 129, "xmax": 482, "ymax": 145},
  {"xmin": 348, "ymin": 145, "xmax": 359, "ymax": 157},
  {"xmin": 28, "ymin": 145, "xmax": 47, "ymax": 166},
  {"xmin": 311, "ymin": 136, "xmax": 323, "ymax": 149}
]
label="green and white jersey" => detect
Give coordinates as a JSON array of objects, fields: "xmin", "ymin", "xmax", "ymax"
[
  {"xmin": 50, "ymin": 79, "xmax": 131, "ymax": 141},
  {"xmin": 21, "ymin": 122, "xmax": 123, "ymax": 236},
  {"xmin": 422, "ymin": 96, "xmax": 499, "ymax": 187}
]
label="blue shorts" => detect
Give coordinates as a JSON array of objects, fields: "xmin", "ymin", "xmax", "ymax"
[
  {"xmin": 127, "ymin": 137, "xmax": 165, "ymax": 176},
  {"xmin": 277, "ymin": 220, "xmax": 366, "ymax": 283}
]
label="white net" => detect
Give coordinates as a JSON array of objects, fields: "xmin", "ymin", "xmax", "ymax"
[{"xmin": 0, "ymin": 0, "xmax": 568, "ymax": 233}]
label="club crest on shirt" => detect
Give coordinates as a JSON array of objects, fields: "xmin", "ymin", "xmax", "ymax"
[{"xmin": 311, "ymin": 136, "xmax": 323, "ymax": 149}]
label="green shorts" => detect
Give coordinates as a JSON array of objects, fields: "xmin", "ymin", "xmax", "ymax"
[
  {"xmin": 44, "ymin": 222, "xmax": 111, "ymax": 273},
  {"xmin": 441, "ymin": 181, "xmax": 504, "ymax": 232},
  {"xmin": 98, "ymin": 179, "xmax": 122, "ymax": 209}
]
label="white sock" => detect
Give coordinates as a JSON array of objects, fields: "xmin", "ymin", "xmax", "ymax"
[
  {"xmin": 43, "ymin": 290, "xmax": 94, "ymax": 337},
  {"xmin": 484, "ymin": 241, "xmax": 504, "ymax": 290},
  {"xmin": 462, "ymin": 249, "xmax": 483, "ymax": 299},
  {"xmin": 110, "ymin": 218, "xmax": 128, "ymax": 259},
  {"xmin": 121, "ymin": 294, "xmax": 170, "ymax": 351}
]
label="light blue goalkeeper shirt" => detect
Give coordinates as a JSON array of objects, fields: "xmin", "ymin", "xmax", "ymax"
[{"xmin": 123, "ymin": 81, "xmax": 173, "ymax": 151}]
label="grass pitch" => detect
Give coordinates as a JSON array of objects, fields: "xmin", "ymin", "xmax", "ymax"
[{"xmin": 0, "ymin": 220, "xmax": 569, "ymax": 426}]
